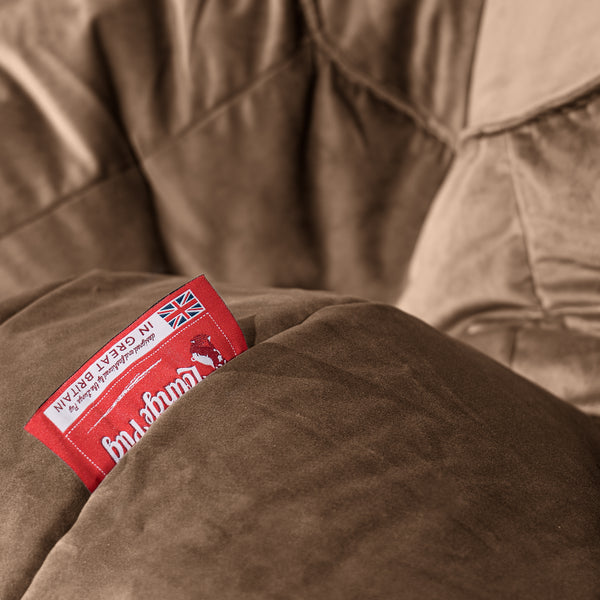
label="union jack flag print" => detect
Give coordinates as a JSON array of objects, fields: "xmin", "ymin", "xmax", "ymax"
[{"xmin": 157, "ymin": 289, "xmax": 205, "ymax": 329}]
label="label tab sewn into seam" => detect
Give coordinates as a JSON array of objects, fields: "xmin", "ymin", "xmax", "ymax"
[{"xmin": 25, "ymin": 276, "xmax": 247, "ymax": 492}]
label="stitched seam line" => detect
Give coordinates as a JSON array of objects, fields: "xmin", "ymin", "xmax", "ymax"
[
  {"xmin": 206, "ymin": 312, "xmax": 236, "ymax": 355},
  {"xmin": 1, "ymin": 41, "xmax": 311, "ymax": 242},
  {"xmin": 0, "ymin": 161, "xmax": 142, "ymax": 241},
  {"xmin": 65, "ymin": 435, "xmax": 107, "ymax": 476},
  {"xmin": 504, "ymin": 133, "xmax": 547, "ymax": 314},
  {"xmin": 140, "ymin": 38, "xmax": 312, "ymax": 160},
  {"xmin": 461, "ymin": 78, "xmax": 600, "ymax": 141},
  {"xmin": 298, "ymin": 0, "xmax": 456, "ymax": 149}
]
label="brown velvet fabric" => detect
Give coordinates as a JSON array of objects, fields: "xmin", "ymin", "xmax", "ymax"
[
  {"xmin": 398, "ymin": 2, "xmax": 600, "ymax": 414},
  {"xmin": 3, "ymin": 272, "xmax": 600, "ymax": 599},
  {"xmin": 0, "ymin": 1, "xmax": 169, "ymax": 295},
  {"xmin": 0, "ymin": 0, "xmax": 482, "ymax": 303},
  {"xmin": 3, "ymin": 1, "xmax": 600, "ymax": 598},
  {"xmin": 468, "ymin": 0, "xmax": 600, "ymax": 128},
  {"xmin": 399, "ymin": 77, "xmax": 600, "ymax": 414},
  {"xmin": 1, "ymin": 272, "xmax": 356, "ymax": 598}
]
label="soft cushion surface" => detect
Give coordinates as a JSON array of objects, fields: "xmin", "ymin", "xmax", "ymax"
[
  {"xmin": 0, "ymin": 0, "xmax": 484, "ymax": 303},
  {"xmin": 399, "ymin": 2, "xmax": 600, "ymax": 412},
  {"xmin": 3, "ymin": 271, "xmax": 600, "ymax": 598}
]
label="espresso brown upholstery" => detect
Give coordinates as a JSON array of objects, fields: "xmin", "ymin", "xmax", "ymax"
[{"xmin": 2, "ymin": 1, "xmax": 600, "ymax": 597}]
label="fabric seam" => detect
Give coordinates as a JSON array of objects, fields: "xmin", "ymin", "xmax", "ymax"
[
  {"xmin": 0, "ymin": 162, "xmax": 143, "ymax": 241},
  {"xmin": 0, "ymin": 42, "xmax": 311, "ymax": 242},
  {"xmin": 504, "ymin": 133, "xmax": 547, "ymax": 315},
  {"xmin": 461, "ymin": 78, "xmax": 600, "ymax": 141},
  {"xmin": 139, "ymin": 39, "xmax": 313, "ymax": 160},
  {"xmin": 297, "ymin": 0, "xmax": 456, "ymax": 149}
]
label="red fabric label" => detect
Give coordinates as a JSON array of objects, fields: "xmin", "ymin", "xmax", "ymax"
[{"xmin": 25, "ymin": 276, "xmax": 247, "ymax": 492}]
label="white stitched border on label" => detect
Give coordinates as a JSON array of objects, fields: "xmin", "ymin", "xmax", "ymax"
[
  {"xmin": 65, "ymin": 435, "xmax": 107, "ymax": 476},
  {"xmin": 207, "ymin": 312, "xmax": 236, "ymax": 354},
  {"xmin": 63, "ymin": 307, "xmax": 239, "ymax": 474}
]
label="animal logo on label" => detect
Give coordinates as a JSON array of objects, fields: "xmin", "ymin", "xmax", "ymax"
[{"xmin": 190, "ymin": 333, "xmax": 225, "ymax": 369}]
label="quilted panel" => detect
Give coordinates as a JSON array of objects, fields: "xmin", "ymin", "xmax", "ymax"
[
  {"xmin": 468, "ymin": 0, "xmax": 600, "ymax": 128},
  {"xmin": 399, "ymin": 92, "xmax": 600, "ymax": 412}
]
